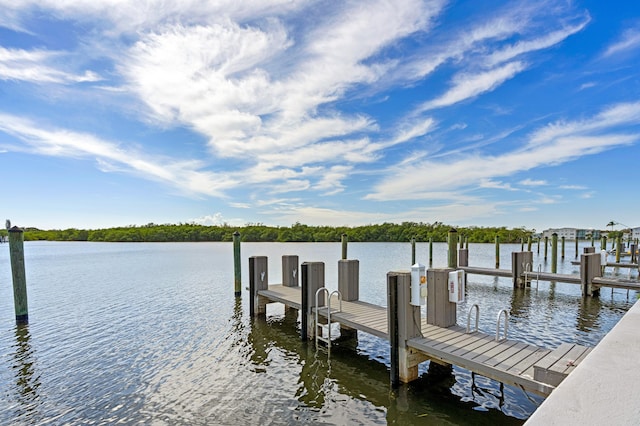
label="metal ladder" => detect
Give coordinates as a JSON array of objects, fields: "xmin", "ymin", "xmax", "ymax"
[{"xmin": 315, "ymin": 288, "xmax": 342, "ymax": 351}]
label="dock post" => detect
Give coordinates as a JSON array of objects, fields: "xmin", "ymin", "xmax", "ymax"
[
  {"xmin": 521, "ymin": 238, "xmax": 524, "ymax": 251},
  {"xmin": 495, "ymin": 235, "xmax": 500, "ymax": 269},
  {"xmin": 411, "ymin": 237, "xmax": 416, "ymax": 265},
  {"xmin": 448, "ymin": 229, "xmax": 458, "ymax": 269},
  {"xmin": 429, "ymin": 237, "xmax": 433, "ymax": 266},
  {"xmin": 387, "ymin": 271, "xmax": 423, "ymax": 385},
  {"xmin": 551, "ymin": 233, "xmax": 558, "ymax": 274},
  {"xmin": 459, "ymin": 234, "xmax": 464, "ymax": 250},
  {"xmin": 338, "ymin": 259, "xmax": 359, "ymax": 301},
  {"xmin": 341, "ymin": 234, "xmax": 348, "ymax": 260},
  {"xmin": 537, "ymin": 238, "xmax": 540, "ymax": 254},
  {"xmin": 580, "ymin": 252, "xmax": 601, "ymax": 297},
  {"xmin": 458, "ymin": 248, "xmax": 469, "ymax": 267},
  {"xmin": 591, "ymin": 235, "xmax": 595, "ymax": 247},
  {"xmin": 544, "ymin": 236, "xmax": 548, "ymax": 261},
  {"xmin": 282, "ymin": 255, "xmax": 299, "ymax": 287},
  {"xmin": 233, "ymin": 231, "xmax": 242, "ymax": 297},
  {"xmin": 561, "ymin": 236, "xmax": 565, "ymax": 260},
  {"xmin": 512, "ymin": 251, "xmax": 533, "ymax": 288},
  {"xmin": 575, "ymin": 238, "xmax": 579, "ymax": 259},
  {"xmin": 249, "ymin": 256, "xmax": 268, "ymax": 316},
  {"xmin": 527, "ymin": 236, "xmax": 532, "ymax": 251},
  {"xmin": 602, "ymin": 236, "xmax": 607, "ymax": 251},
  {"xmin": 616, "ymin": 236, "xmax": 622, "ymax": 263},
  {"xmin": 630, "ymin": 243, "xmax": 637, "ymax": 264},
  {"xmin": 8, "ymin": 227, "xmax": 28, "ymax": 325},
  {"xmin": 427, "ymin": 268, "xmax": 457, "ymax": 327},
  {"xmin": 301, "ymin": 262, "xmax": 325, "ymax": 340}
]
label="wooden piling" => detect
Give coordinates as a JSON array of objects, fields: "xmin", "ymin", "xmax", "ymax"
[
  {"xmin": 338, "ymin": 259, "xmax": 359, "ymax": 301},
  {"xmin": 495, "ymin": 235, "xmax": 500, "ymax": 269},
  {"xmin": 458, "ymin": 249, "xmax": 469, "ymax": 267},
  {"xmin": 282, "ymin": 255, "xmax": 299, "ymax": 287},
  {"xmin": 301, "ymin": 262, "xmax": 325, "ymax": 340},
  {"xmin": 561, "ymin": 236, "xmax": 565, "ymax": 260},
  {"xmin": 341, "ymin": 234, "xmax": 348, "ymax": 260},
  {"xmin": 537, "ymin": 238, "xmax": 540, "ymax": 254},
  {"xmin": 630, "ymin": 243, "xmax": 637, "ymax": 264},
  {"xmin": 544, "ymin": 236, "xmax": 549, "ymax": 261},
  {"xmin": 429, "ymin": 237, "xmax": 433, "ymax": 266},
  {"xmin": 580, "ymin": 253, "xmax": 601, "ymax": 297},
  {"xmin": 8, "ymin": 227, "xmax": 28, "ymax": 324},
  {"xmin": 521, "ymin": 238, "xmax": 524, "ymax": 251},
  {"xmin": 602, "ymin": 236, "xmax": 607, "ymax": 251},
  {"xmin": 427, "ymin": 268, "xmax": 457, "ymax": 327},
  {"xmin": 591, "ymin": 235, "xmax": 595, "ymax": 247},
  {"xmin": 448, "ymin": 229, "xmax": 458, "ymax": 269},
  {"xmin": 512, "ymin": 251, "xmax": 533, "ymax": 288},
  {"xmin": 249, "ymin": 256, "xmax": 268, "ymax": 316},
  {"xmin": 527, "ymin": 236, "xmax": 532, "ymax": 251},
  {"xmin": 575, "ymin": 238, "xmax": 579, "ymax": 259},
  {"xmin": 387, "ymin": 271, "xmax": 423, "ymax": 385},
  {"xmin": 551, "ymin": 233, "xmax": 558, "ymax": 274},
  {"xmin": 459, "ymin": 234, "xmax": 464, "ymax": 250},
  {"xmin": 616, "ymin": 236, "xmax": 622, "ymax": 263},
  {"xmin": 411, "ymin": 237, "xmax": 416, "ymax": 265},
  {"xmin": 233, "ymin": 231, "xmax": 242, "ymax": 297}
]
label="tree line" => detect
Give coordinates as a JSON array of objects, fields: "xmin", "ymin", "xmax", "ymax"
[{"xmin": 1, "ymin": 222, "xmax": 537, "ymax": 243}]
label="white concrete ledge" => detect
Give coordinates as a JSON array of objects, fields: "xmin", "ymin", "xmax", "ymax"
[{"xmin": 525, "ymin": 297, "xmax": 640, "ymax": 425}]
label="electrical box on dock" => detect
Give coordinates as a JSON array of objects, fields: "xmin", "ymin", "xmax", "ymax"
[
  {"xmin": 448, "ymin": 270, "xmax": 465, "ymax": 303},
  {"xmin": 411, "ymin": 263, "xmax": 426, "ymax": 306}
]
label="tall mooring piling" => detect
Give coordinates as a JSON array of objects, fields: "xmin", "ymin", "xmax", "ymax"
[
  {"xmin": 8, "ymin": 226, "xmax": 29, "ymax": 324},
  {"xmin": 233, "ymin": 231, "xmax": 242, "ymax": 297}
]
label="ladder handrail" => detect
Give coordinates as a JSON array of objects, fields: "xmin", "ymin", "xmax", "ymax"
[
  {"xmin": 496, "ymin": 309, "xmax": 509, "ymax": 341},
  {"xmin": 466, "ymin": 304, "xmax": 479, "ymax": 333},
  {"xmin": 314, "ymin": 288, "xmax": 343, "ymax": 349}
]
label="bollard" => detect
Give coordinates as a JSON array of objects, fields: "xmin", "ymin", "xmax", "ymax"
[
  {"xmin": 447, "ymin": 229, "xmax": 458, "ymax": 269},
  {"xmin": 341, "ymin": 234, "xmax": 348, "ymax": 260},
  {"xmin": 495, "ymin": 235, "xmax": 500, "ymax": 269},
  {"xmin": 551, "ymin": 233, "xmax": 558, "ymax": 274},
  {"xmin": 9, "ymin": 227, "xmax": 28, "ymax": 324},
  {"xmin": 233, "ymin": 231, "xmax": 241, "ymax": 297}
]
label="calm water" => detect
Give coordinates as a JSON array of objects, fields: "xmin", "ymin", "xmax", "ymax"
[{"xmin": 0, "ymin": 241, "xmax": 636, "ymax": 425}]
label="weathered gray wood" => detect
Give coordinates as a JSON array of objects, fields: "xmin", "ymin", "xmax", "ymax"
[
  {"xmin": 338, "ymin": 259, "xmax": 359, "ymax": 301},
  {"xmin": 249, "ymin": 256, "xmax": 268, "ymax": 316},
  {"xmin": 427, "ymin": 268, "xmax": 456, "ymax": 327},
  {"xmin": 458, "ymin": 249, "xmax": 469, "ymax": 267},
  {"xmin": 580, "ymin": 252, "xmax": 602, "ymax": 297},
  {"xmin": 459, "ymin": 266, "xmax": 512, "ymax": 277},
  {"xmin": 533, "ymin": 343, "xmax": 575, "ymax": 386},
  {"xmin": 448, "ymin": 229, "xmax": 458, "ymax": 268},
  {"xmin": 512, "ymin": 251, "xmax": 533, "ymax": 288},
  {"xmin": 282, "ymin": 255, "xmax": 299, "ymax": 287},
  {"xmin": 301, "ymin": 262, "xmax": 325, "ymax": 340},
  {"xmin": 9, "ymin": 227, "xmax": 28, "ymax": 324}
]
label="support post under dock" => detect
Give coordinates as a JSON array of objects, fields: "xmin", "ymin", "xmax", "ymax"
[
  {"xmin": 301, "ymin": 262, "xmax": 325, "ymax": 340},
  {"xmin": 249, "ymin": 256, "xmax": 268, "ymax": 316},
  {"xmin": 388, "ymin": 271, "xmax": 424, "ymax": 386}
]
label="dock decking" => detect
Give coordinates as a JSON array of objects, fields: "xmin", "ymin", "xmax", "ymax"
[{"xmin": 258, "ymin": 284, "xmax": 591, "ymax": 397}]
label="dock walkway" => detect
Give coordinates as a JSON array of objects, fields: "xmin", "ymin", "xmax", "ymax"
[{"xmin": 259, "ymin": 284, "xmax": 591, "ymax": 396}]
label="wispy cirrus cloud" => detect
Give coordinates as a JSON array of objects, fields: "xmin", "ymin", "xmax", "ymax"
[
  {"xmin": 602, "ymin": 26, "xmax": 640, "ymax": 58},
  {"xmin": 0, "ymin": 47, "xmax": 101, "ymax": 84}
]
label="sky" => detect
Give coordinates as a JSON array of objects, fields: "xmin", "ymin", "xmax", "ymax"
[{"xmin": 0, "ymin": 0, "xmax": 639, "ymax": 232}]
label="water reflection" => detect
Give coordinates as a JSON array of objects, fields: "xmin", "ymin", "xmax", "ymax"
[{"xmin": 11, "ymin": 324, "xmax": 40, "ymax": 420}]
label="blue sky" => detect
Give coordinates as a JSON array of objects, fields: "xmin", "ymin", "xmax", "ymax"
[{"xmin": 1, "ymin": 0, "xmax": 639, "ymax": 232}]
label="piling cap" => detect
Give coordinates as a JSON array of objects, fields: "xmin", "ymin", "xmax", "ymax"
[{"xmin": 8, "ymin": 226, "xmax": 23, "ymax": 233}]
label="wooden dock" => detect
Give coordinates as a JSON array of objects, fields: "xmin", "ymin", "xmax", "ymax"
[{"xmin": 256, "ymin": 278, "xmax": 591, "ymax": 397}]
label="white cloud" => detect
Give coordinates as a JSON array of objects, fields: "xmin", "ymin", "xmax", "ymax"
[
  {"xmin": 366, "ymin": 102, "xmax": 640, "ymax": 201},
  {"xmin": 520, "ymin": 179, "xmax": 547, "ymax": 186},
  {"xmin": 0, "ymin": 47, "xmax": 102, "ymax": 84},
  {"xmin": 419, "ymin": 61, "xmax": 527, "ymax": 111},
  {"xmin": 0, "ymin": 113, "xmax": 234, "ymax": 197},
  {"xmin": 603, "ymin": 27, "xmax": 640, "ymax": 58}
]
